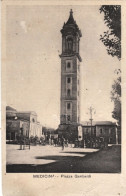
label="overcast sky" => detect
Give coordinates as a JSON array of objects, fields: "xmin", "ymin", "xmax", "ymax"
[{"xmin": 6, "ymin": 5, "xmax": 121, "ymax": 128}]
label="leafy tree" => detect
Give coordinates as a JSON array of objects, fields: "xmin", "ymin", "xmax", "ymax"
[
  {"xmin": 100, "ymin": 6, "xmax": 121, "ymax": 125},
  {"xmin": 111, "ymin": 72, "xmax": 121, "ymax": 126},
  {"xmin": 100, "ymin": 5, "xmax": 121, "ymax": 60}
]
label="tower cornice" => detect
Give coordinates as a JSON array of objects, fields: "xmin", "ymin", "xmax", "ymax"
[{"xmin": 59, "ymin": 53, "xmax": 82, "ymax": 62}]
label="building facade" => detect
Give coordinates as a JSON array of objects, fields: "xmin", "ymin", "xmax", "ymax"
[
  {"xmin": 16, "ymin": 111, "xmax": 42, "ymax": 138},
  {"xmin": 6, "ymin": 106, "xmax": 42, "ymax": 140},
  {"xmin": 6, "ymin": 119, "xmax": 29, "ymax": 140},
  {"xmin": 59, "ymin": 10, "xmax": 82, "ymax": 138},
  {"xmin": 81, "ymin": 121, "xmax": 120, "ymax": 144}
]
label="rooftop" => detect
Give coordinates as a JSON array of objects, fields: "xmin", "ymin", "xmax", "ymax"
[
  {"xmin": 66, "ymin": 9, "xmax": 76, "ymax": 25},
  {"xmin": 17, "ymin": 111, "xmax": 37, "ymax": 115},
  {"xmin": 6, "ymin": 106, "xmax": 17, "ymax": 112},
  {"xmin": 61, "ymin": 9, "xmax": 82, "ymax": 37},
  {"xmin": 81, "ymin": 121, "xmax": 117, "ymax": 126}
]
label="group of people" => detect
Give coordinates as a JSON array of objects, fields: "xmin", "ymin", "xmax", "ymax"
[
  {"xmin": 48, "ymin": 137, "xmax": 69, "ymax": 150},
  {"xmin": 18, "ymin": 135, "xmax": 108, "ymax": 150},
  {"xmin": 45, "ymin": 135, "xmax": 109, "ymax": 149},
  {"xmin": 74, "ymin": 137, "xmax": 108, "ymax": 149}
]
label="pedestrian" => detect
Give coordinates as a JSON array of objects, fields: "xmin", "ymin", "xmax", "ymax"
[
  {"xmin": 51, "ymin": 138, "xmax": 54, "ymax": 145},
  {"xmin": 66, "ymin": 139, "xmax": 68, "ymax": 147},
  {"xmin": 58, "ymin": 138, "xmax": 61, "ymax": 146},
  {"xmin": 54, "ymin": 138, "xmax": 57, "ymax": 147},
  {"xmin": 61, "ymin": 137, "xmax": 65, "ymax": 150},
  {"xmin": 49, "ymin": 138, "xmax": 51, "ymax": 145}
]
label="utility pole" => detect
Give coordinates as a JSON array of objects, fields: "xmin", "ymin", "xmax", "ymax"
[{"xmin": 88, "ymin": 106, "xmax": 95, "ymax": 136}]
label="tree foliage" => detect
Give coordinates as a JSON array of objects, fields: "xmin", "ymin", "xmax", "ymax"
[
  {"xmin": 100, "ymin": 5, "xmax": 121, "ymax": 60},
  {"xmin": 100, "ymin": 6, "xmax": 121, "ymax": 126},
  {"xmin": 111, "ymin": 73, "xmax": 121, "ymax": 126}
]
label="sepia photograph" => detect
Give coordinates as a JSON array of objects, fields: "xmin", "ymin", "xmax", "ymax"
[{"xmin": 4, "ymin": 5, "xmax": 122, "ymax": 174}]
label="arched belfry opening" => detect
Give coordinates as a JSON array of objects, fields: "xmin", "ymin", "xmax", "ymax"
[{"xmin": 66, "ymin": 37, "xmax": 73, "ymax": 52}]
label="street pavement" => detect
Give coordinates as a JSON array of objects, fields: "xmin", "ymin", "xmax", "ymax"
[
  {"xmin": 6, "ymin": 144, "xmax": 121, "ymax": 173},
  {"xmin": 6, "ymin": 144, "xmax": 99, "ymax": 165}
]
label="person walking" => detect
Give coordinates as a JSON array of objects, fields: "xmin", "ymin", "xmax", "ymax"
[{"xmin": 61, "ymin": 137, "xmax": 65, "ymax": 150}]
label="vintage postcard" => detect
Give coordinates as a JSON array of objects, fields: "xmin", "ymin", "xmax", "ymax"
[{"xmin": 1, "ymin": 0, "xmax": 126, "ymax": 195}]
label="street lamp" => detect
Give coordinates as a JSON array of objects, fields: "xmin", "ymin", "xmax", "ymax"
[{"xmin": 88, "ymin": 106, "xmax": 96, "ymax": 137}]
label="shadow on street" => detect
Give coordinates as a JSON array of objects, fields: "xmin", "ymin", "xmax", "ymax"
[{"xmin": 6, "ymin": 145, "xmax": 121, "ymax": 173}]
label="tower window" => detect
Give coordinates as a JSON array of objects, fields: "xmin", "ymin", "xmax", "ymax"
[
  {"xmin": 67, "ymin": 115, "xmax": 70, "ymax": 121},
  {"xmin": 67, "ymin": 77, "xmax": 71, "ymax": 83},
  {"xmin": 100, "ymin": 129, "xmax": 102, "ymax": 134},
  {"xmin": 67, "ymin": 89, "xmax": 71, "ymax": 96},
  {"xmin": 78, "ymin": 80, "xmax": 79, "ymax": 85},
  {"xmin": 86, "ymin": 129, "xmax": 88, "ymax": 133},
  {"xmin": 32, "ymin": 118, "xmax": 35, "ymax": 123},
  {"xmin": 67, "ymin": 62, "xmax": 71, "ymax": 69},
  {"xmin": 67, "ymin": 38, "xmax": 73, "ymax": 51},
  {"xmin": 78, "ymin": 91, "xmax": 79, "ymax": 96},
  {"xmin": 66, "ymin": 60, "xmax": 72, "ymax": 71},
  {"xmin": 67, "ymin": 103, "xmax": 71, "ymax": 109}
]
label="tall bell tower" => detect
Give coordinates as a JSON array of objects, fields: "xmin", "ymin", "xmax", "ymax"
[{"xmin": 59, "ymin": 9, "xmax": 82, "ymax": 139}]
